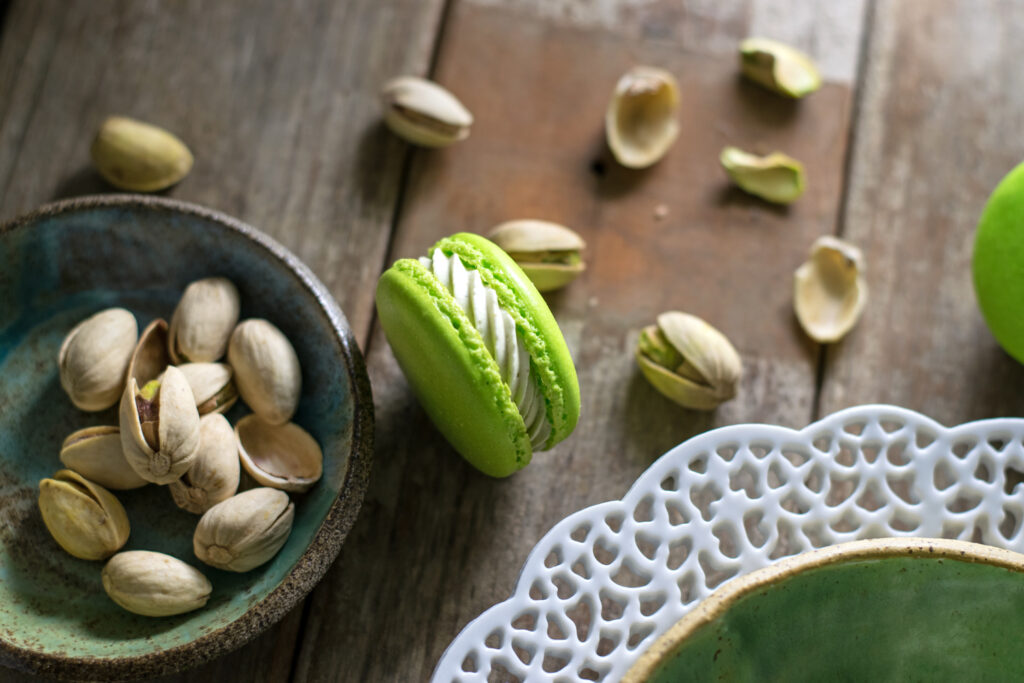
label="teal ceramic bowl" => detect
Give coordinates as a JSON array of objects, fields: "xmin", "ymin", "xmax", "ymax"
[
  {"xmin": 625, "ymin": 538, "xmax": 1024, "ymax": 682},
  {"xmin": 0, "ymin": 196, "xmax": 373, "ymax": 679}
]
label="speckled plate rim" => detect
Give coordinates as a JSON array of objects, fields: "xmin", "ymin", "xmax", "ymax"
[
  {"xmin": 0, "ymin": 194, "xmax": 375, "ymax": 680},
  {"xmin": 621, "ymin": 537, "xmax": 1024, "ymax": 683}
]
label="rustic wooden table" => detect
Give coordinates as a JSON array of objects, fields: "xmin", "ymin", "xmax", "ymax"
[{"xmin": 3, "ymin": 0, "xmax": 1023, "ymax": 680}]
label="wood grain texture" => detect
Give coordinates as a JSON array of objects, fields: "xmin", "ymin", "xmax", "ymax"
[
  {"xmin": 465, "ymin": 0, "xmax": 864, "ymax": 81},
  {"xmin": 0, "ymin": 0, "xmax": 445, "ymax": 343},
  {"xmin": 0, "ymin": 0, "xmax": 444, "ymax": 680},
  {"xmin": 294, "ymin": 1, "xmax": 865, "ymax": 681},
  {"xmin": 818, "ymin": 0, "xmax": 1024, "ymax": 425}
]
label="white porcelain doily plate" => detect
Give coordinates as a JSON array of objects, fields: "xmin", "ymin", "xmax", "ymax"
[{"xmin": 432, "ymin": 405, "xmax": 1024, "ymax": 682}]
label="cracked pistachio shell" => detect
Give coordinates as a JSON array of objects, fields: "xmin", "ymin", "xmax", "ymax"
[
  {"xmin": 794, "ymin": 236, "xmax": 867, "ymax": 343},
  {"xmin": 102, "ymin": 551, "xmax": 211, "ymax": 617},
  {"xmin": 59, "ymin": 308, "xmax": 138, "ymax": 411},
  {"xmin": 606, "ymin": 66, "xmax": 680, "ymax": 169},
  {"xmin": 119, "ymin": 365, "xmax": 201, "ymax": 484},
  {"xmin": 227, "ymin": 319, "xmax": 301, "ymax": 425},
  {"xmin": 169, "ymin": 277, "xmax": 241, "ymax": 363},
  {"xmin": 636, "ymin": 312, "xmax": 742, "ymax": 410},
  {"xmin": 488, "ymin": 220, "xmax": 586, "ymax": 292},
  {"xmin": 178, "ymin": 362, "xmax": 239, "ymax": 415},
  {"xmin": 38, "ymin": 469, "xmax": 130, "ymax": 560},
  {"xmin": 169, "ymin": 414, "xmax": 240, "ymax": 514},
  {"xmin": 127, "ymin": 318, "xmax": 170, "ymax": 387},
  {"xmin": 236, "ymin": 414, "xmax": 323, "ymax": 493},
  {"xmin": 740, "ymin": 37, "xmax": 822, "ymax": 98},
  {"xmin": 90, "ymin": 116, "xmax": 194, "ymax": 192},
  {"xmin": 720, "ymin": 147, "xmax": 805, "ymax": 204},
  {"xmin": 59, "ymin": 426, "xmax": 148, "ymax": 490},
  {"xmin": 193, "ymin": 488, "xmax": 295, "ymax": 572},
  {"xmin": 381, "ymin": 76, "xmax": 473, "ymax": 147}
]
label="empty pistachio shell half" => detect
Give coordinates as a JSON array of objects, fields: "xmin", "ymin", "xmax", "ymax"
[
  {"xmin": 178, "ymin": 362, "xmax": 239, "ymax": 415},
  {"xmin": 720, "ymin": 147, "xmax": 805, "ymax": 204},
  {"xmin": 169, "ymin": 413, "xmax": 240, "ymax": 514},
  {"xmin": 381, "ymin": 76, "xmax": 473, "ymax": 147},
  {"xmin": 38, "ymin": 469, "xmax": 130, "ymax": 560},
  {"xmin": 636, "ymin": 312, "xmax": 742, "ymax": 410},
  {"xmin": 127, "ymin": 318, "xmax": 171, "ymax": 387},
  {"xmin": 794, "ymin": 236, "xmax": 867, "ymax": 343},
  {"xmin": 235, "ymin": 414, "xmax": 323, "ymax": 493},
  {"xmin": 227, "ymin": 319, "xmax": 301, "ymax": 425},
  {"xmin": 169, "ymin": 277, "xmax": 241, "ymax": 363},
  {"xmin": 193, "ymin": 488, "xmax": 295, "ymax": 572},
  {"xmin": 488, "ymin": 220, "xmax": 586, "ymax": 292},
  {"xmin": 119, "ymin": 365, "xmax": 201, "ymax": 484},
  {"xmin": 606, "ymin": 66, "xmax": 680, "ymax": 169},
  {"xmin": 739, "ymin": 37, "xmax": 821, "ymax": 98},
  {"xmin": 102, "ymin": 551, "xmax": 211, "ymax": 617},
  {"xmin": 90, "ymin": 116, "xmax": 194, "ymax": 192},
  {"xmin": 58, "ymin": 308, "xmax": 138, "ymax": 411},
  {"xmin": 59, "ymin": 426, "xmax": 148, "ymax": 490}
]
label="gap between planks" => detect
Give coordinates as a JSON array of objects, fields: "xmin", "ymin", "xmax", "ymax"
[
  {"xmin": 810, "ymin": 0, "xmax": 877, "ymax": 422},
  {"xmin": 284, "ymin": 1, "xmax": 457, "ymax": 681}
]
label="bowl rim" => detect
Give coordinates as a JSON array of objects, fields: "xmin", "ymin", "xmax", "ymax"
[
  {"xmin": 622, "ymin": 537, "xmax": 1024, "ymax": 683},
  {"xmin": 0, "ymin": 194, "xmax": 375, "ymax": 680}
]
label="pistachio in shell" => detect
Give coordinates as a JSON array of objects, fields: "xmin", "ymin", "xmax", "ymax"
[
  {"xmin": 636, "ymin": 312, "xmax": 742, "ymax": 410},
  {"xmin": 794, "ymin": 236, "xmax": 867, "ymax": 343},
  {"xmin": 227, "ymin": 319, "xmax": 301, "ymax": 425},
  {"xmin": 178, "ymin": 362, "xmax": 239, "ymax": 415},
  {"xmin": 488, "ymin": 220, "xmax": 586, "ymax": 292},
  {"xmin": 90, "ymin": 116, "xmax": 193, "ymax": 192},
  {"xmin": 169, "ymin": 413, "xmax": 240, "ymax": 514},
  {"xmin": 127, "ymin": 318, "xmax": 170, "ymax": 387},
  {"xmin": 169, "ymin": 277, "xmax": 241, "ymax": 363},
  {"xmin": 605, "ymin": 66, "xmax": 680, "ymax": 169},
  {"xmin": 38, "ymin": 469, "xmax": 130, "ymax": 561},
  {"xmin": 102, "ymin": 551, "xmax": 211, "ymax": 617},
  {"xmin": 380, "ymin": 76, "xmax": 473, "ymax": 147},
  {"xmin": 235, "ymin": 414, "xmax": 322, "ymax": 493},
  {"xmin": 59, "ymin": 426, "xmax": 148, "ymax": 490},
  {"xmin": 193, "ymin": 488, "xmax": 295, "ymax": 572},
  {"xmin": 720, "ymin": 147, "xmax": 805, "ymax": 205},
  {"xmin": 119, "ymin": 365, "xmax": 201, "ymax": 485},
  {"xmin": 739, "ymin": 37, "xmax": 821, "ymax": 99},
  {"xmin": 58, "ymin": 308, "xmax": 138, "ymax": 411}
]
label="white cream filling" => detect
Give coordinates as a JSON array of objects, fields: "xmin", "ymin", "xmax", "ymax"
[{"xmin": 420, "ymin": 251, "xmax": 551, "ymax": 450}]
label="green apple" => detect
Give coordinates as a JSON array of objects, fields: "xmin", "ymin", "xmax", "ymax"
[{"xmin": 974, "ymin": 160, "xmax": 1024, "ymax": 363}]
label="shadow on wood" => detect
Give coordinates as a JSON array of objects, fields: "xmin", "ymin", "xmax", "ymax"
[
  {"xmin": 732, "ymin": 74, "xmax": 801, "ymax": 128},
  {"xmin": 624, "ymin": 365, "xmax": 716, "ymax": 464},
  {"xmin": 586, "ymin": 128, "xmax": 658, "ymax": 200},
  {"xmin": 713, "ymin": 183, "xmax": 793, "ymax": 215},
  {"xmin": 50, "ymin": 167, "xmax": 110, "ymax": 202}
]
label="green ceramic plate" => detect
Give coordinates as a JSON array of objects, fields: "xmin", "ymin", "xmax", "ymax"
[
  {"xmin": 0, "ymin": 196, "xmax": 373, "ymax": 680},
  {"xmin": 625, "ymin": 538, "xmax": 1024, "ymax": 682}
]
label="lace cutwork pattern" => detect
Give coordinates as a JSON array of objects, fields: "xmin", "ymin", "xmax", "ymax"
[{"xmin": 433, "ymin": 406, "xmax": 1024, "ymax": 682}]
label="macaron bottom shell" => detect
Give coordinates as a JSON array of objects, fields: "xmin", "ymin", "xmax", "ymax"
[{"xmin": 376, "ymin": 258, "xmax": 532, "ymax": 478}]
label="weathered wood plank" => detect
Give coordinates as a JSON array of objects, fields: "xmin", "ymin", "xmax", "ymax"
[
  {"xmin": 819, "ymin": 0, "xmax": 1024, "ymax": 424},
  {"xmin": 0, "ymin": 0, "xmax": 445, "ymax": 680},
  {"xmin": 294, "ymin": 1, "xmax": 865, "ymax": 681},
  {"xmin": 0, "ymin": 0, "xmax": 445, "ymax": 344}
]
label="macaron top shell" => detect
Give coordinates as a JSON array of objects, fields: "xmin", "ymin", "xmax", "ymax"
[
  {"xmin": 375, "ymin": 233, "xmax": 580, "ymax": 477},
  {"xmin": 974, "ymin": 160, "xmax": 1024, "ymax": 363}
]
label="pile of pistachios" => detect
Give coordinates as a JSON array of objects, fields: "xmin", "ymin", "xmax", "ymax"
[{"xmin": 41, "ymin": 277, "xmax": 323, "ymax": 617}]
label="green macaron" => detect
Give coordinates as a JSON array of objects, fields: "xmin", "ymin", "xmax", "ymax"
[
  {"xmin": 375, "ymin": 232, "xmax": 581, "ymax": 477},
  {"xmin": 974, "ymin": 160, "xmax": 1024, "ymax": 363}
]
